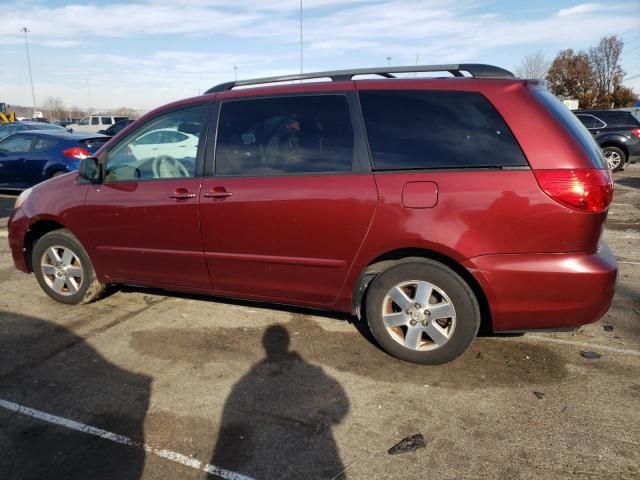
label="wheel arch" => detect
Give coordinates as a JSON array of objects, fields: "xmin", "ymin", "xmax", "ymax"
[
  {"xmin": 351, "ymin": 247, "xmax": 493, "ymax": 332},
  {"xmin": 24, "ymin": 219, "xmax": 69, "ymax": 272},
  {"xmin": 600, "ymin": 140, "xmax": 629, "ymax": 161}
]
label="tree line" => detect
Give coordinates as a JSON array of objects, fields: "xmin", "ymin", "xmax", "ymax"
[{"xmin": 515, "ymin": 35, "xmax": 637, "ymax": 109}]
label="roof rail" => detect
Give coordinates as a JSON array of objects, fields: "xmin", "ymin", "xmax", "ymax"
[{"xmin": 204, "ymin": 64, "xmax": 515, "ymax": 94}]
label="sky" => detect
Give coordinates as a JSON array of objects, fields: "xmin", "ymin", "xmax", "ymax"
[{"xmin": 1, "ymin": 0, "xmax": 639, "ymax": 112}]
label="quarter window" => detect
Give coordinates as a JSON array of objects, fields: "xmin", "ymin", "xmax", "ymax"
[
  {"xmin": 105, "ymin": 105, "xmax": 204, "ymax": 182},
  {"xmin": 359, "ymin": 90, "xmax": 528, "ymax": 170},
  {"xmin": 101, "ymin": 117, "xmax": 113, "ymax": 125},
  {"xmin": 215, "ymin": 95, "xmax": 354, "ymax": 176}
]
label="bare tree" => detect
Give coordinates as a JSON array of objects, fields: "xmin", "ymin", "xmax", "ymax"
[
  {"xmin": 515, "ymin": 51, "xmax": 549, "ymax": 79},
  {"xmin": 41, "ymin": 97, "xmax": 66, "ymax": 121},
  {"xmin": 68, "ymin": 105, "xmax": 85, "ymax": 120},
  {"xmin": 112, "ymin": 107, "xmax": 139, "ymax": 119},
  {"xmin": 546, "ymin": 49, "xmax": 597, "ymax": 108},
  {"xmin": 589, "ymin": 36, "xmax": 626, "ymax": 108}
]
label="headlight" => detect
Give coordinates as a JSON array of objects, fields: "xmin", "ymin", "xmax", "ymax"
[{"xmin": 14, "ymin": 187, "xmax": 33, "ymax": 209}]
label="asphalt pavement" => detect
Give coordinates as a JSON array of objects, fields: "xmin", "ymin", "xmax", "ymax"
[{"xmin": 0, "ymin": 165, "xmax": 639, "ymax": 480}]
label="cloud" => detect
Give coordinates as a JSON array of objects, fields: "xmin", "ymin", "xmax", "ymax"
[
  {"xmin": 557, "ymin": 3, "xmax": 604, "ymax": 17},
  {"xmin": 2, "ymin": 0, "xmax": 639, "ymax": 109}
]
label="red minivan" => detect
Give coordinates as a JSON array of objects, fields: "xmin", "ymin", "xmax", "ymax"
[{"xmin": 8, "ymin": 64, "xmax": 617, "ymax": 364}]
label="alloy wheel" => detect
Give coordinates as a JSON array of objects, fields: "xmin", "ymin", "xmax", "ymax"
[
  {"xmin": 381, "ymin": 280, "xmax": 456, "ymax": 351},
  {"xmin": 40, "ymin": 245, "xmax": 84, "ymax": 296}
]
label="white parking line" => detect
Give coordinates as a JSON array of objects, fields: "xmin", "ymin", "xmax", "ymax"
[
  {"xmin": 519, "ymin": 335, "xmax": 640, "ymax": 356},
  {"xmin": 0, "ymin": 398, "xmax": 255, "ymax": 480}
]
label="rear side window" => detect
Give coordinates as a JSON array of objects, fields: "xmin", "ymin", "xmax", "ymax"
[
  {"xmin": 215, "ymin": 95, "xmax": 354, "ymax": 176},
  {"xmin": 533, "ymin": 91, "xmax": 605, "ymax": 169},
  {"xmin": 359, "ymin": 90, "xmax": 527, "ymax": 170},
  {"xmin": 33, "ymin": 137, "xmax": 57, "ymax": 150},
  {"xmin": 91, "ymin": 117, "xmax": 99, "ymax": 125},
  {"xmin": 594, "ymin": 111, "xmax": 640, "ymax": 127}
]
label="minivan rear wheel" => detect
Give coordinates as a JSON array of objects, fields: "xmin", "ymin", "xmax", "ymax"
[
  {"xmin": 32, "ymin": 229, "xmax": 105, "ymax": 305},
  {"xmin": 603, "ymin": 146, "xmax": 626, "ymax": 172},
  {"xmin": 365, "ymin": 259, "xmax": 480, "ymax": 364}
]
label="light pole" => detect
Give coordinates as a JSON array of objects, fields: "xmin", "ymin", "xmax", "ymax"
[
  {"xmin": 386, "ymin": 56, "xmax": 392, "ymax": 67},
  {"xmin": 299, "ymin": 0, "xmax": 303, "ymax": 74},
  {"xmin": 234, "ymin": 65, "xmax": 238, "ymax": 81},
  {"xmin": 21, "ymin": 27, "xmax": 37, "ymax": 118}
]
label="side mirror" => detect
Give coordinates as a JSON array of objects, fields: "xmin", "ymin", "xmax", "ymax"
[{"xmin": 78, "ymin": 157, "xmax": 102, "ymax": 183}]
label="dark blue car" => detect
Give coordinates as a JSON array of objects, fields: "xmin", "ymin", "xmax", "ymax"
[
  {"xmin": 0, "ymin": 131, "xmax": 108, "ymax": 190},
  {"xmin": 0, "ymin": 121, "xmax": 68, "ymax": 142}
]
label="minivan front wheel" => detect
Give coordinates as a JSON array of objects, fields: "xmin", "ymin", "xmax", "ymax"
[
  {"xmin": 365, "ymin": 259, "xmax": 480, "ymax": 364},
  {"xmin": 32, "ymin": 229, "xmax": 105, "ymax": 304},
  {"xmin": 603, "ymin": 146, "xmax": 626, "ymax": 172}
]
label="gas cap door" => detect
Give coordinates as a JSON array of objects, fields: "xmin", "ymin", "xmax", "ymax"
[{"xmin": 401, "ymin": 181, "xmax": 438, "ymax": 209}]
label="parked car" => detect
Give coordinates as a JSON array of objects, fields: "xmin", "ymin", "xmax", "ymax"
[
  {"xmin": 98, "ymin": 119, "xmax": 135, "ymax": 137},
  {"xmin": 67, "ymin": 115, "xmax": 128, "ymax": 133},
  {"xmin": 0, "ymin": 131, "xmax": 108, "ymax": 190},
  {"xmin": 0, "ymin": 121, "xmax": 68, "ymax": 142},
  {"xmin": 8, "ymin": 64, "xmax": 617, "ymax": 364},
  {"xmin": 574, "ymin": 109, "xmax": 640, "ymax": 172}
]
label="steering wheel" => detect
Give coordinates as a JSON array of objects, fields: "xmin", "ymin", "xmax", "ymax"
[{"xmin": 152, "ymin": 155, "xmax": 190, "ymax": 178}]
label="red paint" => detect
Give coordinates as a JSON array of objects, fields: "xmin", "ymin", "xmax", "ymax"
[{"xmin": 8, "ymin": 76, "xmax": 617, "ymax": 333}]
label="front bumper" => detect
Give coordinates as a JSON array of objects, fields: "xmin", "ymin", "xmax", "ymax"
[
  {"xmin": 463, "ymin": 244, "xmax": 618, "ymax": 331},
  {"xmin": 8, "ymin": 208, "xmax": 30, "ymax": 273}
]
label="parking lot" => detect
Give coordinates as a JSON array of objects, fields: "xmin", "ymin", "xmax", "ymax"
[{"xmin": 0, "ymin": 166, "xmax": 638, "ymax": 480}]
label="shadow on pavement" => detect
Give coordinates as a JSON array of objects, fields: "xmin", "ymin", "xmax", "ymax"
[
  {"xmin": 615, "ymin": 176, "xmax": 640, "ymax": 190},
  {"xmin": 208, "ymin": 325, "xmax": 349, "ymax": 480},
  {"xmin": 0, "ymin": 194, "xmax": 15, "ymax": 222},
  {"xmin": 0, "ymin": 311, "xmax": 151, "ymax": 480}
]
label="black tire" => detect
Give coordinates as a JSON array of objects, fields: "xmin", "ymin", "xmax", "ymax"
[
  {"xmin": 32, "ymin": 229, "xmax": 105, "ymax": 305},
  {"xmin": 365, "ymin": 259, "xmax": 480, "ymax": 364},
  {"xmin": 603, "ymin": 146, "xmax": 626, "ymax": 172}
]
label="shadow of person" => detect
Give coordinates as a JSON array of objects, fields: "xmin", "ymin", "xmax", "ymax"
[
  {"xmin": 0, "ymin": 311, "xmax": 151, "ymax": 480},
  {"xmin": 209, "ymin": 325, "xmax": 349, "ymax": 480}
]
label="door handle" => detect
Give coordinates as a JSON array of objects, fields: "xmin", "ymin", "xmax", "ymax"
[
  {"xmin": 169, "ymin": 188, "xmax": 196, "ymax": 200},
  {"xmin": 203, "ymin": 188, "xmax": 233, "ymax": 199}
]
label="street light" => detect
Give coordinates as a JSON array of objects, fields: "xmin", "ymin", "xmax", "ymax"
[
  {"xmin": 386, "ymin": 56, "xmax": 392, "ymax": 67},
  {"xmin": 234, "ymin": 65, "xmax": 238, "ymax": 81},
  {"xmin": 21, "ymin": 27, "xmax": 37, "ymax": 118},
  {"xmin": 299, "ymin": 0, "xmax": 303, "ymax": 74}
]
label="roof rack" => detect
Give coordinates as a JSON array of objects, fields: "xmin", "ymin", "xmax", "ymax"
[{"xmin": 204, "ymin": 63, "xmax": 515, "ymax": 94}]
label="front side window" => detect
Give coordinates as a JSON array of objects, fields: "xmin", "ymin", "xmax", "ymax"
[
  {"xmin": 105, "ymin": 105, "xmax": 203, "ymax": 182},
  {"xmin": 78, "ymin": 117, "xmax": 89, "ymax": 126},
  {"xmin": 0, "ymin": 135, "xmax": 32, "ymax": 153},
  {"xmin": 215, "ymin": 95, "xmax": 354, "ymax": 176},
  {"xmin": 577, "ymin": 114, "xmax": 605, "ymax": 129},
  {"xmin": 360, "ymin": 90, "xmax": 528, "ymax": 170}
]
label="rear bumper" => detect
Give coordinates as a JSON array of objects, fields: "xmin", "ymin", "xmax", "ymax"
[
  {"xmin": 463, "ymin": 244, "xmax": 617, "ymax": 331},
  {"xmin": 8, "ymin": 208, "xmax": 30, "ymax": 273}
]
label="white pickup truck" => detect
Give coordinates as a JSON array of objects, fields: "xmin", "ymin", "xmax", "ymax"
[{"xmin": 68, "ymin": 115, "xmax": 128, "ymax": 133}]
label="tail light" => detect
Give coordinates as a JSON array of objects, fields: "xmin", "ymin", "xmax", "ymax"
[
  {"xmin": 533, "ymin": 169, "xmax": 613, "ymax": 213},
  {"xmin": 63, "ymin": 147, "xmax": 91, "ymax": 160},
  {"xmin": 632, "ymin": 128, "xmax": 640, "ymax": 140}
]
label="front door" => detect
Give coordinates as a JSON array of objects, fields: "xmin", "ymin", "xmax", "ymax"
[
  {"xmin": 82, "ymin": 104, "xmax": 211, "ymax": 290},
  {"xmin": 0, "ymin": 134, "xmax": 34, "ymax": 189},
  {"xmin": 199, "ymin": 93, "xmax": 377, "ymax": 306}
]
